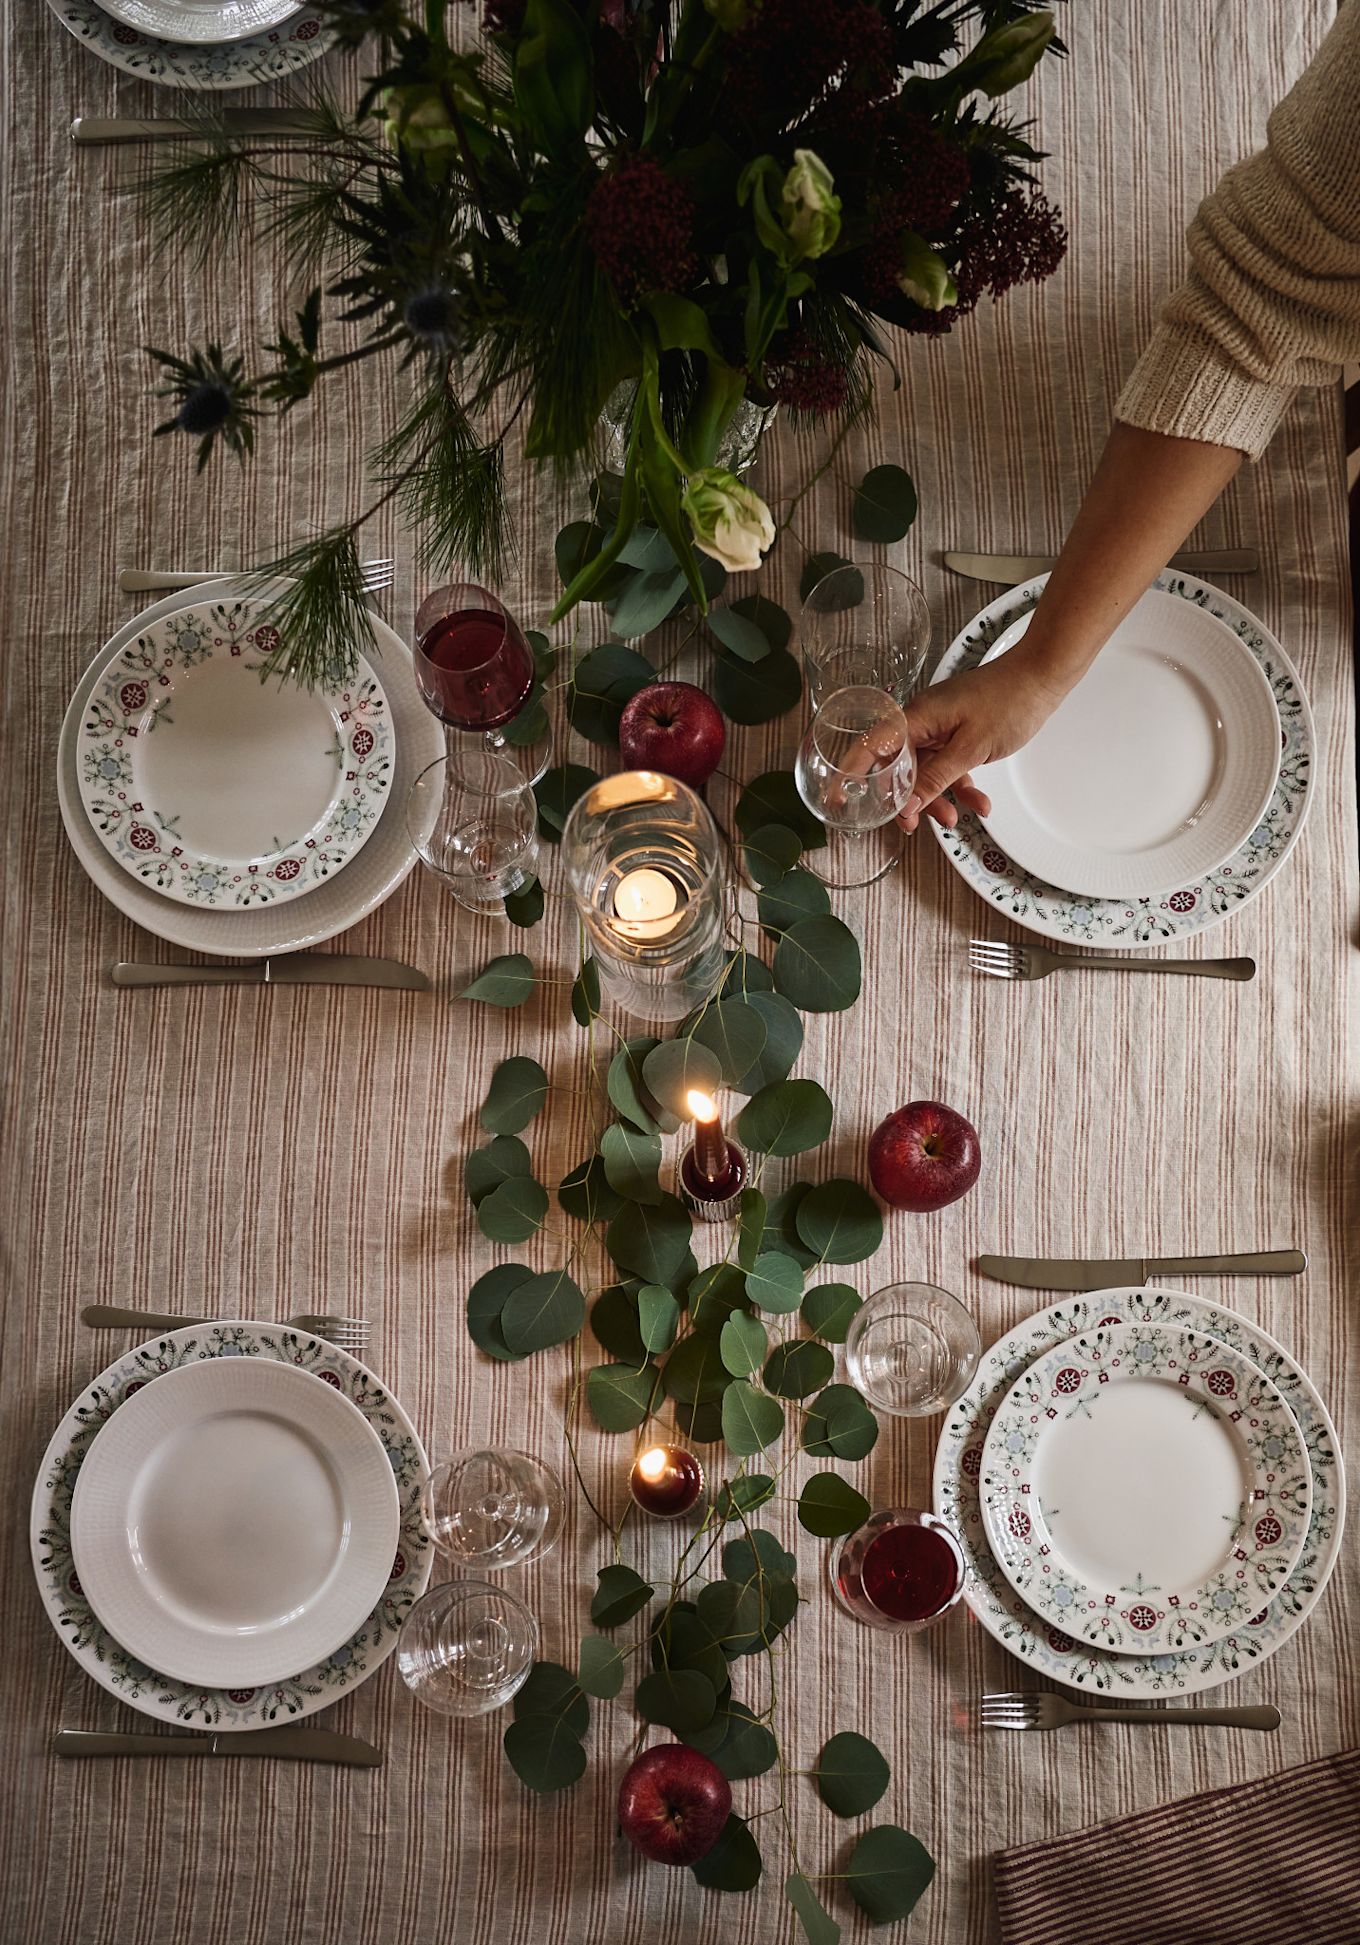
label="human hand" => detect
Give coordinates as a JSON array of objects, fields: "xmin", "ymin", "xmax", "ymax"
[{"xmin": 899, "ymin": 657, "xmax": 1067, "ymax": 833}]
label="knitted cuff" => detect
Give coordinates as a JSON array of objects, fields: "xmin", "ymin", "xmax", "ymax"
[{"xmin": 1115, "ymin": 325, "xmax": 1297, "ymax": 460}]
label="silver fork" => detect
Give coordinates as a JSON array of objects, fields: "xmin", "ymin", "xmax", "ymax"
[
  {"xmin": 969, "ymin": 939, "xmax": 1256, "ymax": 983},
  {"xmin": 117, "ymin": 560, "xmax": 396, "ymax": 597},
  {"xmin": 980, "ymin": 1691, "xmax": 1280, "ymax": 1732},
  {"xmin": 81, "ymin": 1304, "xmax": 372, "ymax": 1354}
]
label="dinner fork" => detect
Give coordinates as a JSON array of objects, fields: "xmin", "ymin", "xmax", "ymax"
[
  {"xmin": 117, "ymin": 560, "xmax": 396, "ymax": 597},
  {"xmin": 969, "ymin": 940, "xmax": 1256, "ymax": 982},
  {"xmin": 979, "ymin": 1692, "xmax": 1281, "ymax": 1732},
  {"xmin": 81, "ymin": 1305, "xmax": 372, "ymax": 1354}
]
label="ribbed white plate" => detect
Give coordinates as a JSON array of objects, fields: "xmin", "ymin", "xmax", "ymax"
[{"xmin": 96, "ymin": 0, "xmax": 299, "ymax": 45}]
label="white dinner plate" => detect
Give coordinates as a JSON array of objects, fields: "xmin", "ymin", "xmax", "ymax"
[
  {"xmin": 44, "ymin": 0, "xmax": 331, "ymax": 87},
  {"xmin": 95, "ymin": 0, "xmax": 299, "ymax": 45},
  {"xmin": 57, "ymin": 579, "xmax": 444, "ymax": 956},
  {"xmin": 980, "ymin": 1322, "xmax": 1310, "ymax": 1656},
  {"xmin": 974, "ymin": 591, "xmax": 1281, "ymax": 898},
  {"xmin": 33, "ymin": 1321, "xmax": 432, "ymax": 1727},
  {"xmin": 934, "ymin": 1288, "xmax": 1343, "ymax": 1696},
  {"xmin": 70, "ymin": 1357, "xmax": 400, "ymax": 1688},
  {"xmin": 77, "ymin": 598, "xmax": 393, "ymax": 910}
]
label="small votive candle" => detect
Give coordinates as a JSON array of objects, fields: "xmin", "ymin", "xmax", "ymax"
[{"xmin": 629, "ymin": 1442, "xmax": 706, "ymax": 1518}]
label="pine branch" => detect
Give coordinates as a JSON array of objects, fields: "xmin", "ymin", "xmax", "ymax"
[{"xmin": 243, "ymin": 529, "xmax": 380, "ymax": 687}]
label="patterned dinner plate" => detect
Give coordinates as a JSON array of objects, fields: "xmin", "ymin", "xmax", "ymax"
[
  {"xmin": 933, "ymin": 1288, "xmax": 1343, "ymax": 1696},
  {"xmin": 979, "ymin": 1324, "xmax": 1311, "ymax": 1656},
  {"xmin": 931, "ymin": 571, "xmax": 1314, "ymax": 947},
  {"xmin": 77, "ymin": 600, "xmax": 393, "ymax": 911},
  {"xmin": 31, "ymin": 1323, "xmax": 432, "ymax": 1730},
  {"xmin": 43, "ymin": 0, "xmax": 331, "ymax": 86}
]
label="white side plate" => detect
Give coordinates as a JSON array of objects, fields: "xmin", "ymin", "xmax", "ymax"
[{"xmin": 95, "ymin": 0, "xmax": 300, "ymax": 46}]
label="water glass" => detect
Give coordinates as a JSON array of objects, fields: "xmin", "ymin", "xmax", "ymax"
[
  {"xmin": 844, "ymin": 1282, "xmax": 981, "ymax": 1417},
  {"xmin": 801, "ymin": 562, "xmax": 931, "ymax": 710},
  {"xmin": 406, "ymin": 750, "xmax": 539, "ymax": 912},
  {"xmin": 396, "ymin": 1580, "xmax": 538, "ymax": 1715},
  {"xmin": 829, "ymin": 1508, "xmax": 967, "ymax": 1632},
  {"xmin": 420, "ymin": 1448, "xmax": 564, "ymax": 1569},
  {"xmin": 794, "ymin": 686, "xmax": 915, "ymax": 833}
]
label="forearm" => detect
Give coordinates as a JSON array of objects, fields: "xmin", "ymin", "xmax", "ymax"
[{"xmin": 1007, "ymin": 421, "xmax": 1244, "ymax": 700}]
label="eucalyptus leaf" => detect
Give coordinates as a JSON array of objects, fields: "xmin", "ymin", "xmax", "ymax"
[
  {"xmin": 650, "ymin": 1602, "xmax": 729, "ymax": 1691},
  {"xmin": 772, "ymin": 916, "xmax": 862, "ymax": 1012},
  {"xmin": 586, "ymin": 1360, "xmax": 661, "ymax": 1432},
  {"xmin": 609, "ymin": 566, "xmax": 687, "ymax": 638},
  {"xmin": 577, "ymin": 1633, "xmax": 625, "ymax": 1700},
  {"xmin": 853, "ymin": 463, "xmax": 918, "ymax": 544},
  {"xmin": 706, "ymin": 604, "xmax": 771, "ymax": 664},
  {"xmin": 758, "ymin": 868, "xmax": 832, "ymax": 935},
  {"xmin": 465, "ymin": 1263, "xmax": 531, "ymax": 1363},
  {"xmin": 733, "ymin": 993, "xmax": 805, "ymax": 1094},
  {"xmin": 663, "ymin": 1330, "xmax": 732, "ymax": 1407},
  {"xmin": 795, "ymin": 1179, "xmax": 883, "ymax": 1264},
  {"xmin": 606, "ymin": 1194, "xmax": 692, "ymax": 1283},
  {"xmin": 802, "ymin": 1383, "xmax": 880, "ymax": 1462},
  {"xmin": 635, "ymin": 1668, "xmax": 717, "ymax": 1734},
  {"xmin": 687, "ymin": 1263, "xmax": 750, "ymax": 1335},
  {"xmin": 814, "ymin": 1730, "xmax": 891, "ymax": 1816},
  {"xmin": 673, "ymin": 1397, "xmax": 726, "ymax": 1443},
  {"xmin": 607, "ymin": 1036, "xmax": 675, "ymax": 1135},
  {"xmin": 762, "ymin": 1182, "xmax": 819, "ymax": 1269},
  {"xmin": 801, "ymin": 1282, "xmax": 863, "ymax": 1343},
  {"xmin": 502, "ymin": 1714, "xmax": 587, "ymax": 1795},
  {"xmin": 476, "ymin": 1174, "xmax": 549, "ymax": 1244},
  {"xmin": 590, "ymin": 1563, "xmax": 653, "ymax": 1628},
  {"xmin": 742, "ymin": 822, "xmax": 803, "ymax": 886},
  {"xmin": 728, "ymin": 592, "xmax": 792, "ymax": 652},
  {"xmin": 721, "ymin": 1380, "xmax": 785, "ymax": 1456},
  {"xmin": 463, "ymin": 1136, "xmax": 533, "ymax": 1206},
  {"xmin": 618, "ymin": 525, "xmax": 678, "ymax": 571},
  {"xmin": 744, "ymin": 1251, "xmax": 804, "ymax": 1314},
  {"xmin": 637, "ymin": 1283, "xmax": 680, "ymax": 1353},
  {"xmin": 567, "ymin": 640, "xmax": 655, "ymax": 745},
  {"xmin": 737, "ymin": 1079, "xmax": 833, "ymax": 1158},
  {"xmin": 737, "ymin": 1188, "xmax": 767, "ymax": 1270},
  {"xmin": 570, "ymin": 956, "xmax": 601, "ymax": 1026},
  {"xmin": 556, "ymin": 519, "xmax": 610, "ymax": 587},
  {"xmin": 499, "ymin": 1268, "xmax": 586, "ymax": 1356},
  {"xmin": 695, "ymin": 1575, "xmax": 766, "ymax": 1654},
  {"xmin": 479, "ymin": 1055, "xmax": 549, "ymax": 1134},
  {"xmin": 690, "ymin": 1814, "xmax": 762, "ymax": 1892},
  {"xmin": 712, "ymin": 644, "xmax": 802, "ymax": 725},
  {"xmin": 642, "ymin": 1037, "xmax": 722, "ymax": 1117},
  {"xmin": 720, "ymin": 951, "xmax": 777, "ymax": 998},
  {"xmin": 734, "ymin": 771, "xmax": 826, "ymax": 850},
  {"xmin": 715, "ymin": 1473, "xmax": 775, "ymax": 1518},
  {"xmin": 845, "ymin": 1826, "xmax": 936, "ymax": 1924},
  {"xmin": 763, "ymin": 1338, "xmax": 835, "ymax": 1399},
  {"xmin": 513, "ymin": 1660, "xmax": 589, "ymax": 1735},
  {"xmin": 558, "ymin": 1152, "xmax": 625, "ymax": 1225},
  {"xmin": 798, "ymin": 1473, "xmax": 872, "ymax": 1539},
  {"xmin": 503, "ymin": 694, "xmax": 550, "ymax": 749},
  {"xmin": 503, "ymin": 877, "xmax": 545, "ymax": 929},
  {"xmin": 689, "ymin": 998, "xmax": 770, "ymax": 1087},
  {"xmin": 589, "ymin": 1283, "xmax": 646, "ymax": 1360},
  {"xmin": 799, "ymin": 551, "xmax": 860, "ymax": 605},
  {"xmin": 535, "ymin": 763, "xmax": 599, "ymax": 842},
  {"xmin": 459, "ymin": 953, "xmax": 535, "ymax": 1008},
  {"xmin": 709, "ymin": 1705, "xmax": 779, "ymax": 1781},
  {"xmin": 785, "ymin": 1874, "xmax": 842, "ymax": 1945},
  {"xmin": 600, "ymin": 1121, "xmax": 663, "ymax": 1206},
  {"xmin": 719, "ymin": 1309, "xmax": 767, "ymax": 1377}
]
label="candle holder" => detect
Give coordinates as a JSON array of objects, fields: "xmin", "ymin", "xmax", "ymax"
[
  {"xmin": 629, "ymin": 1441, "xmax": 706, "ymax": 1518},
  {"xmin": 677, "ymin": 1089, "xmax": 747, "ymax": 1221},
  {"xmin": 561, "ymin": 772, "xmax": 727, "ymax": 1023}
]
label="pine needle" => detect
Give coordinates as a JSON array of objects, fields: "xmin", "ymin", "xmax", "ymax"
[{"xmin": 243, "ymin": 530, "xmax": 378, "ymax": 688}]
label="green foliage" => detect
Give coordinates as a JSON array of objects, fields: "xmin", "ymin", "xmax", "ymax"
[
  {"xmin": 463, "ymin": 1135, "xmax": 533, "ymax": 1205},
  {"xmin": 737, "ymin": 1079, "xmax": 833, "ymax": 1157},
  {"xmin": 712, "ymin": 644, "xmax": 803, "ymax": 724},
  {"xmin": 735, "ymin": 771, "xmax": 827, "ymax": 851},
  {"xmin": 772, "ymin": 916, "xmax": 863, "ymax": 1011},
  {"xmin": 802, "ymin": 1384, "xmax": 880, "ymax": 1462},
  {"xmin": 690, "ymin": 998, "xmax": 770, "ymax": 1087},
  {"xmin": 715, "ymin": 1474, "xmax": 775, "ymax": 1519},
  {"xmin": 600, "ymin": 1122, "xmax": 663, "ymax": 1205},
  {"xmin": 742, "ymin": 823, "xmax": 803, "ymax": 885},
  {"xmin": 499, "ymin": 1268, "xmax": 586, "ymax": 1355},
  {"xmin": 606, "ymin": 1194, "xmax": 693, "ymax": 1283},
  {"xmin": 479, "ymin": 1056, "xmax": 549, "ymax": 1133},
  {"xmin": 503, "ymin": 877, "xmax": 545, "ymax": 929},
  {"xmin": 635, "ymin": 1668, "xmax": 718, "ymax": 1734},
  {"xmin": 813, "ymin": 1731, "xmax": 891, "ymax": 1816},
  {"xmin": 785, "ymin": 1874, "xmax": 841, "ymax": 1945},
  {"xmin": 459, "ymin": 953, "xmax": 535, "ymax": 1007},
  {"xmin": 475, "ymin": 1174, "xmax": 549, "ymax": 1243},
  {"xmin": 637, "ymin": 1283, "xmax": 680, "ymax": 1354},
  {"xmin": 502, "ymin": 1713, "xmax": 588, "ymax": 1794},
  {"xmin": 691, "ymin": 1815, "xmax": 763, "ymax": 1892},
  {"xmin": 590, "ymin": 1564, "xmax": 653, "ymax": 1628},
  {"xmin": 720, "ymin": 1380, "xmax": 785, "ymax": 1455},
  {"xmin": 799, "ymin": 551, "xmax": 858, "ymax": 604},
  {"xmin": 567, "ymin": 641, "xmax": 655, "ymax": 745},
  {"xmin": 465, "ymin": 1263, "xmax": 530, "ymax": 1362},
  {"xmin": 536, "ymin": 763, "xmax": 600, "ymax": 842},
  {"xmin": 764, "ymin": 1339, "xmax": 835, "ymax": 1399},
  {"xmin": 570, "ymin": 958, "xmax": 601, "ymax": 1027},
  {"xmin": 641, "ymin": 1037, "xmax": 723, "ymax": 1116},
  {"xmin": 801, "ymin": 1283, "xmax": 863, "ymax": 1343},
  {"xmin": 559, "ymin": 1153, "xmax": 624, "ymax": 1225},
  {"xmin": 733, "ymin": 994, "xmax": 805, "ymax": 1093},
  {"xmin": 845, "ymin": 1827, "xmax": 937, "ymax": 1924},
  {"xmin": 744, "ymin": 1252, "xmax": 805, "ymax": 1314},
  {"xmin": 515, "ymin": 1660, "xmax": 590, "ymax": 1736},
  {"xmin": 853, "ymin": 463, "xmax": 918, "ymax": 543},
  {"xmin": 589, "ymin": 1283, "xmax": 646, "ymax": 1360},
  {"xmin": 758, "ymin": 869, "xmax": 833, "ymax": 935},
  {"xmin": 577, "ymin": 1634, "xmax": 625, "ymax": 1700},
  {"xmin": 586, "ymin": 1361, "xmax": 661, "ymax": 1431},
  {"xmin": 608, "ymin": 1036, "xmax": 676, "ymax": 1134},
  {"xmin": 798, "ymin": 1474, "xmax": 871, "ymax": 1538},
  {"xmin": 795, "ymin": 1179, "xmax": 884, "ymax": 1263}
]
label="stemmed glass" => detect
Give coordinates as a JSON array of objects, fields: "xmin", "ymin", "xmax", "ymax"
[
  {"xmin": 419, "ymin": 1448, "xmax": 565, "ymax": 1569},
  {"xmin": 800, "ymin": 562, "xmax": 931, "ymax": 710},
  {"xmin": 413, "ymin": 581, "xmax": 550, "ymax": 785},
  {"xmin": 406, "ymin": 749, "xmax": 540, "ymax": 912},
  {"xmin": 793, "ymin": 685, "xmax": 915, "ymax": 888},
  {"xmin": 829, "ymin": 1508, "xmax": 967, "ymax": 1633},
  {"xmin": 396, "ymin": 1580, "xmax": 539, "ymax": 1715}
]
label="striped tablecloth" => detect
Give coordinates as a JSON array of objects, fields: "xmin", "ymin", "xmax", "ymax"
[{"xmin": 1, "ymin": 5, "xmax": 1355, "ymax": 1942}]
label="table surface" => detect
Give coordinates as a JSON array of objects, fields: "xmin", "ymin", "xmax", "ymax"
[{"xmin": 2, "ymin": 5, "xmax": 1356, "ymax": 1943}]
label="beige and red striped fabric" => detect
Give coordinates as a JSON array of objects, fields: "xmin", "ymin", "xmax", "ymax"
[
  {"xmin": 993, "ymin": 1748, "xmax": 1360, "ymax": 1945},
  {"xmin": 0, "ymin": 5, "xmax": 1356, "ymax": 1944}
]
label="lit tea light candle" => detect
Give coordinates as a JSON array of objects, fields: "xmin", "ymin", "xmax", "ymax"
[
  {"xmin": 678, "ymin": 1091, "xmax": 747, "ymax": 1220},
  {"xmin": 611, "ymin": 867, "xmax": 683, "ymax": 942},
  {"xmin": 629, "ymin": 1441, "xmax": 706, "ymax": 1518}
]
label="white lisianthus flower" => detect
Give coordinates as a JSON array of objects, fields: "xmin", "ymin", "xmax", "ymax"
[
  {"xmin": 381, "ymin": 86, "xmax": 459, "ymax": 154},
  {"xmin": 780, "ymin": 149, "xmax": 842, "ymax": 260},
  {"xmin": 682, "ymin": 469, "xmax": 776, "ymax": 573},
  {"xmin": 895, "ymin": 232, "xmax": 958, "ymax": 311}
]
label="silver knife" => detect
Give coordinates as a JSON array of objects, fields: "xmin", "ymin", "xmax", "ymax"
[
  {"xmin": 111, "ymin": 955, "xmax": 429, "ymax": 992},
  {"xmin": 977, "ymin": 1249, "xmax": 1307, "ymax": 1291},
  {"xmin": 52, "ymin": 1728, "xmax": 381, "ymax": 1766},
  {"xmin": 71, "ymin": 112, "xmax": 323, "ymax": 146},
  {"xmin": 944, "ymin": 547, "xmax": 1259, "ymax": 585}
]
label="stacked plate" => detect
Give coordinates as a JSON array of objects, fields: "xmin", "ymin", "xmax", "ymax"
[
  {"xmin": 932, "ymin": 573, "xmax": 1315, "ymax": 949},
  {"xmin": 933, "ymin": 1287, "xmax": 1344, "ymax": 1696},
  {"xmin": 30, "ymin": 1322, "xmax": 432, "ymax": 1728},
  {"xmin": 46, "ymin": 0, "xmax": 332, "ymax": 88},
  {"xmin": 57, "ymin": 581, "xmax": 444, "ymax": 955}
]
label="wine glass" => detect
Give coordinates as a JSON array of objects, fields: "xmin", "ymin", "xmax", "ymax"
[
  {"xmin": 844, "ymin": 1282, "xmax": 981, "ymax": 1417},
  {"xmin": 419, "ymin": 1448, "xmax": 565, "ymax": 1569},
  {"xmin": 800, "ymin": 562, "xmax": 931, "ymax": 710},
  {"xmin": 414, "ymin": 581, "xmax": 550, "ymax": 785},
  {"xmin": 829, "ymin": 1508, "xmax": 967, "ymax": 1633},
  {"xmin": 406, "ymin": 750, "xmax": 540, "ymax": 912},
  {"xmin": 793, "ymin": 685, "xmax": 915, "ymax": 888},
  {"xmin": 396, "ymin": 1580, "xmax": 538, "ymax": 1715}
]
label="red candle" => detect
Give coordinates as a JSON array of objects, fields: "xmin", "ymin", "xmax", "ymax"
[
  {"xmin": 630, "ymin": 1443, "xmax": 705, "ymax": 1517},
  {"xmin": 686, "ymin": 1091, "xmax": 729, "ymax": 1184}
]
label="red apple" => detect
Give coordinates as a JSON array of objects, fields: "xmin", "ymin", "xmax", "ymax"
[
  {"xmin": 618, "ymin": 682, "xmax": 726, "ymax": 789},
  {"xmin": 617, "ymin": 1743, "xmax": 732, "ymax": 1867},
  {"xmin": 869, "ymin": 1101, "xmax": 981, "ymax": 1212}
]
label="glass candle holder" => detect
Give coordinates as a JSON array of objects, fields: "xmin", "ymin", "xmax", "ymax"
[
  {"xmin": 829, "ymin": 1508, "xmax": 966, "ymax": 1632},
  {"xmin": 561, "ymin": 771, "xmax": 727, "ymax": 1022}
]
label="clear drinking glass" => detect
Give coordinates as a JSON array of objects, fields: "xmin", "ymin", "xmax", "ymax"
[
  {"xmin": 844, "ymin": 1282, "xmax": 981, "ymax": 1417},
  {"xmin": 801, "ymin": 562, "xmax": 931, "ymax": 710},
  {"xmin": 396, "ymin": 1580, "xmax": 538, "ymax": 1715},
  {"xmin": 413, "ymin": 581, "xmax": 550, "ymax": 785},
  {"xmin": 419, "ymin": 1448, "xmax": 565, "ymax": 1569},
  {"xmin": 406, "ymin": 750, "xmax": 540, "ymax": 912},
  {"xmin": 829, "ymin": 1508, "xmax": 967, "ymax": 1632},
  {"xmin": 794, "ymin": 685, "xmax": 915, "ymax": 888}
]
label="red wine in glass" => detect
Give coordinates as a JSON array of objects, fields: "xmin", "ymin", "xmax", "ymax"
[
  {"xmin": 416, "ymin": 607, "xmax": 534, "ymax": 732},
  {"xmin": 830, "ymin": 1509, "xmax": 965, "ymax": 1632}
]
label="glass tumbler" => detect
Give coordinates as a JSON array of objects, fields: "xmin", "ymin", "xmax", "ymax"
[
  {"xmin": 844, "ymin": 1282, "xmax": 981, "ymax": 1417},
  {"xmin": 406, "ymin": 749, "xmax": 540, "ymax": 912},
  {"xmin": 800, "ymin": 562, "xmax": 931, "ymax": 710},
  {"xmin": 794, "ymin": 685, "xmax": 915, "ymax": 888},
  {"xmin": 420, "ymin": 1448, "xmax": 565, "ymax": 1569},
  {"xmin": 396, "ymin": 1579, "xmax": 538, "ymax": 1715}
]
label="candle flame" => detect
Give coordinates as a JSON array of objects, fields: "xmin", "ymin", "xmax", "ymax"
[
  {"xmin": 636, "ymin": 1445, "xmax": 669, "ymax": 1481},
  {"xmin": 686, "ymin": 1090, "xmax": 718, "ymax": 1123}
]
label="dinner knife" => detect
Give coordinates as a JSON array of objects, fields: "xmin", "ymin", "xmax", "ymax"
[
  {"xmin": 943, "ymin": 547, "xmax": 1259, "ymax": 585},
  {"xmin": 71, "ymin": 112, "xmax": 323, "ymax": 146},
  {"xmin": 52, "ymin": 1728, "xmax": 381, "ymax": 1766},
  {"xmin": 110, "ymin": 956, "xmax": 429, "ymax": 992},
  {"xmin": 977, "ymin": 1249, "xmax": 1307, "ymax": 1291}
]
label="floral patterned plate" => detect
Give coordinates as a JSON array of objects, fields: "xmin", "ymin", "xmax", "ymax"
[
  {"xmin": 30, "ymin": 1323, "xmax": 431, "ymax": 1730},
  {"xmin": 78, "ymin": 600, "xmax": 393, "ymax": 910},
  {"xmin": 933, "ymin": 1288, "xmax": 1343, "ymax": 1696},
  {"xmin": 980, "ymin": 1324, "xmax": 1311, "ymax": 1656},
  {"xmin": 931, "ymin": 572, "xmax": 1314, "ymax": 946},
  {"xmin": 44, "ymin": 0, "xmax": 331, "ymax": 87}
]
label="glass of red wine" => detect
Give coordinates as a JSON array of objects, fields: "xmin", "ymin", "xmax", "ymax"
[
  {"xmin": 413, "ymin": 582, "xmax": 549, "ymax": 784},
  {"xmin": 829, "ymin": 1508, "xmax": 967, "ymax": 1633}
]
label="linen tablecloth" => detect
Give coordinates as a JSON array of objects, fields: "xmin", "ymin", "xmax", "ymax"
[{"xmin": 1, "ymin": 5, "xmax": 1355, "ymax": 1941}]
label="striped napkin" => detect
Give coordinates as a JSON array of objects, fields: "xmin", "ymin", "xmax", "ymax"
[{"xmin": 993, "ymin": 1749, "xmax": 1360, "ymax": 1944}]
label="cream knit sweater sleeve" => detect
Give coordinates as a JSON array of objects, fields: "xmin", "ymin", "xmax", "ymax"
[{"xmin": 1116, "ymin": 2, "xmax": 1360, "ymax": 458}]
